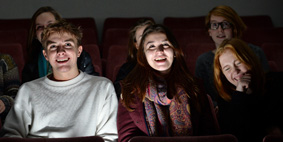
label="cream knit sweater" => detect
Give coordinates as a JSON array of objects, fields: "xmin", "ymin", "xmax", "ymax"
[{"xmin": 3, "ymin": 72, "xmax": 118, "ymax": 142}]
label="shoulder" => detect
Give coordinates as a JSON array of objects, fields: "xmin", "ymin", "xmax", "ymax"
[
  {"xmin": 0, "ymin": 54, "xmax": 17, "ymax": 70},
  {"xmin": 196, "ymin": 51, "xmax": 214, "ymax": 63},
  {"xmin": 248, "ymin": 43, "xmax": 264, "ymax": 53},
  {"xmin": 83, "ymin": 73, "xmax": 114, "ymax": 87}
]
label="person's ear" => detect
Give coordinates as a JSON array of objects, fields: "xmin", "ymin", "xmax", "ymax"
[
  {"xmin": 42, "ymin": 50, "xmax": 48, "ymax": 61},
  {"xmin": 77, "ymin": 46, "xmax": 83, "ymax": 57},
  {"xmin": 135, "ymin": 42, "xmax": 139, "ymax": 50}
]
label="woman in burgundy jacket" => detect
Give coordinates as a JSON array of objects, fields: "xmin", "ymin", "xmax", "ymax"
[{"xmin": 117, "ymin": 24, "xmax": 220, "ymax": 142}]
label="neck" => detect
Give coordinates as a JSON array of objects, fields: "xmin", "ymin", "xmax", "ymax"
[{"xmin": 50, "ymin": 69, "xmax": 80, "ymax": 81}]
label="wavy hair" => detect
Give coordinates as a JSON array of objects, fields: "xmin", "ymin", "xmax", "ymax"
[
  {"xmin": 127, "ymin": 18, "xmax": 155, "ymax": 63},
  {"xmin": 121, "ymin": 24, "xmax": 201, "ymax": 111},
  {"xmin": 214, "ymin": 38, "xmax": 265, "ymax": 101}
]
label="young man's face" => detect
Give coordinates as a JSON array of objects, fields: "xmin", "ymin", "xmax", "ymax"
[{"xmin": 43, "ymin": 32, "xmax": 82, "ymax": 75}]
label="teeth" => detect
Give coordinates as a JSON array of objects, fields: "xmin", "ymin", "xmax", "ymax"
[
  {"xmin": 155, "ymin": 58, "xmax": 165, "ymax": 61},
  {"xmin": 57, "ymin": 58, "xmax": 68, "ymax": 62}
]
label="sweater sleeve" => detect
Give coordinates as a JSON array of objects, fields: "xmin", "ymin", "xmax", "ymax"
[
  {"xmin": 2, "ymin": 85, "xmax": 32, "ymax": 138},
  {"xmin": 0, "ymin": 54, "xmax": 20, "ymax": 118},
  {"xmin": 96, "ymin": 82, "xmax": 118, "ymax": 142}
]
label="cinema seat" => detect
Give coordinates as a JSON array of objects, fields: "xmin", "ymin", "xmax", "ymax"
[
  {"xmin": 130, "ymin": 134, "xmax": 238, "ymax": 142},
  {"xmin": 105, "ymin": 45, "xmax": 128, "ymax": 81},
  {"xmin": 82, "ymin": 44, "xmax": 102, "ymax": 76},
  {"xmin": 263, "ymin": 135, "xmax": 283, "ymax": 142},
  {"xmin": 261, "ymin": 42, "xmax": 283, "ymax": 72},
  {"xmin": 0, "ymin": 136, "xmax": 104, "ymax": 142}
]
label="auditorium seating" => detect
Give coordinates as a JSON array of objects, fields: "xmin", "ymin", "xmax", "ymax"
[
  {"xmin": 182, "ymin": 42, "xmax": 215, "ymax": 75},
  {"xmin": 0, "ymin": 29, "xmax": 28, "ymax": 61},
  {"xmin": 163, "ymin": 16, "xmax": 206, "ymax": 31},
  {"xmin": 163, "ymin": 15, "xmax": 273, "ymax": 31},
  {"xmin": 105, "ymin": 45, "xmax": 128, "ymax": 81},
  {"xmin": 102, "ymin": 17, "xmax": 154, "ymax": 42},
  {"xmin": 171, "ymin": 29, "xmax": 213, "ymax": 49},
  {"xmin": 0, "ymin": 16, "xmax": 281, "ymax": 81},
  {"xmin": 0, "ymin": 136, "xmax": 104, "ymax": 142},
  {"xmin": 130, "ymin": 134, "xmax": 238, "ymax": 142},
  {"xmin": 82, "ymin": 44, "xmax": 102, "ymax": 76},
  {"xmin": 66, "ymin": 17, "xmax": 99, "ymax": 45},
  {"xmin": 261, "ymin": 42, "xmax": 283, "ymax": 72},
  {"xmin": 263, "ymin": 135, "xmax": 283, "ymax": 142},
  {"xmin": 101, "ymin": 28, "xmax": 129, "ymax": 59}
]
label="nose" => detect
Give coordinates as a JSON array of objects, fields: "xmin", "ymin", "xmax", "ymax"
[
  {"xmin": 217, "ymin": 25, "xmax": 224, "ymax": 32},
  {"xmin": 57, "ymin": 45, "xmax": 66, "ymax": 55},
  {"xmin": 157, "ymin": 45, "xmax": 164, "ymax": 52}
]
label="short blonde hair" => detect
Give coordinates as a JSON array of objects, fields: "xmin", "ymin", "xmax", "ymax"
[{"xmin": 41, "ymin": 20, "xmax": 82, "ymax": 50}]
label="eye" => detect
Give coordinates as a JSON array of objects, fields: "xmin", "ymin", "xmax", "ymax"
[
  {"xmin": 235, "ymin": 60, "xmax": 241, "ymax": 66},
  {"xmin": 49, "ymin": 45, "xmax": 57, "ymax": 51},
  {"xmin": 224, "ymin": 67, "xmax": 230, "ymax": 72},
  {"xmin": 148, "ymin": 45, "xmax": 155, "ymax": 49},
  {"xmin": 36, "ymin": 26, "xmax": 44, "ymax": 31},
  {"xmin": 162, "ymin": 43, "xmax": 170, "ymax": 48},
  {"xmin": 222, "ymin": 21, "xmax": 232, "ymax": 29},
  {"xmin": 210, "ymin": 22, "xmax": 218, "ymax": 29}
]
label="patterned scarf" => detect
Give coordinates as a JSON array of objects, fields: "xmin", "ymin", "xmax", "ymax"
[{"xmin": 144, "ymin": 81, "xmax": 193, "ymax": 136}]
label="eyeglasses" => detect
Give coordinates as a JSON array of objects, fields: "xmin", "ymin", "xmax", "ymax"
[{"xmin": 209, "ymin": 21, "xmax": 232, "ymax": 30}]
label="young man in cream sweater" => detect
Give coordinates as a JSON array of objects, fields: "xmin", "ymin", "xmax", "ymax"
[{"xmin": 2, "ymin": 20, "xmax": 118, "ymax": 142}]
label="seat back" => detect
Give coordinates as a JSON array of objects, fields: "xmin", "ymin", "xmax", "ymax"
[
  {"xmin": 263, "ymin": 135, "xmax": 283, "ymax": 142},
  {"xmin": 66, "ymin": 18, "xmax": 99, "ymax": 45},
  {"xmin": 105, "ymin": 45, "xmax": 128, "ymax": 81},
  {"xmin": 83, "ymin": 44, "xmax": 102, "ymax": 76},
  {"xmin": 130, "ymin": 134, "xmax": 238, "ymax": 142},
  {"xmin": 163, "ymin": 16, "xmax": 206, "ymax": 30},
  {"xmin": 102, "ymin": 17, "xmax": 154, "ymax": 41},
  {"xmin": 101, "ymin": 29, "xmax": 129, "ymax": 59},
  {"xmin": 241, "ymin": 15, "xmax": 273, "ymax": 29},
  {"xmin": 0, "ymin": 136, "xmax": 104, "ymax": 142},
  {"xmin": 171, "ymin": 29, "xmax": 213, "ymax": 49},
  {"xmin": 0, "ymin": 29, "xmax": 28, "ymax": 60},
  {"xmin": 182, "ymin": 42, "xmax": 215, "ymax": 75},
  {"xmin": 261, "ymin": 42, "xmax": 283, "ymax": 72}
]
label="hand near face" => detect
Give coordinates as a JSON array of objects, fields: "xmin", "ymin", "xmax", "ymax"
[
  {"xmin": 0, "ymin": 100, "xmax": 5, "ymax": 113},
  {"xmin": 235, "ymin": 73, "xmax": 251, "ymax": 93}
]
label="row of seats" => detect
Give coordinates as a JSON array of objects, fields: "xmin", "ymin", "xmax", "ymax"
[
  {"xmin": 0, "ymin": 15, "xmax": 283, "ymax": 81},
  {"xmin": 0, "ymin": 134, "xmax": 282, "ymax": 142}
]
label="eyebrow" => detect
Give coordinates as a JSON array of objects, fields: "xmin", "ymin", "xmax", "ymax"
[
  {"xmin": 46, "ymin": 38, "xmax": 75, "ymax": 47},
  {"xmin": 145, "ymin": 38, "xmax": 169, "ymax": 46}
]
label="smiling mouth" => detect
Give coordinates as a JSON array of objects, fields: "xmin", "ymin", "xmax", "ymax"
[
  {"xmin": 154, "ymin": 58, "xmax": 166, "ymax": 62},
  {"xmin": 56, "ymin": 58, "xmax": 69, "ymax": 63}
]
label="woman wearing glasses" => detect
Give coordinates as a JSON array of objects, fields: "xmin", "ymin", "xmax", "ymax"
[{"xmin": 195, "ymin": 5, "xmax": 269, "ymax": 109}]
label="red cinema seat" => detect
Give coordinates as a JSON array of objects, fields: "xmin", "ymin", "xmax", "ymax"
[
  {"xmin": 105, "ymin": 45, "xmax": 128, "ymax": 81},
  {"xmin": 83, "ymin": 44, "xmax": 102, "ymax": 76},
  {"xmin": 261, "ymin": 42, "xmax": 283, "ymax": 72}
]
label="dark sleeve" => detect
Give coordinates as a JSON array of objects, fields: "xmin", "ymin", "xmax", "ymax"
[
  {"xmin": 193, "ymin": 92, "xmax": 221, "ymax": 135},
  {"xmin": 77, "ymin": 50, "xmax": 99, "ymax": 76},
  {"xmin": 114, "ymin": 62, "xmax": 136, "ymax": 99},
  {"xmin": 248, "ymin": 43, "xmax": 270, "ymax": 72},
  {"xmin": 117, "ymin": 101, "xmax": 146, "ymax": 142},
  {"xmin": 195, "ymin": 53, "xmax": 218, "ymax": 106},
  {"xmin": 0, "ymin": 55, "xmax": 20, "ymax": 120},
  {"xmin": 21, "ymin": 62, "xmax": 38, "ymax": 84}
]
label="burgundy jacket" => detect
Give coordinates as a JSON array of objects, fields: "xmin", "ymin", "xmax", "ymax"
[{"xmin": 117, "ymin": 93, "xmax": 220, "ymax": 142}]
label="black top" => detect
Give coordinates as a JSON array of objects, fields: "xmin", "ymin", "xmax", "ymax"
[
  {"xmin": 113, "ymin": 61, "xmax": 136, "ymax": 99},
  {"xmin": 217, "ymin": 71, "xmax": 283, "ymax": 142}
]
